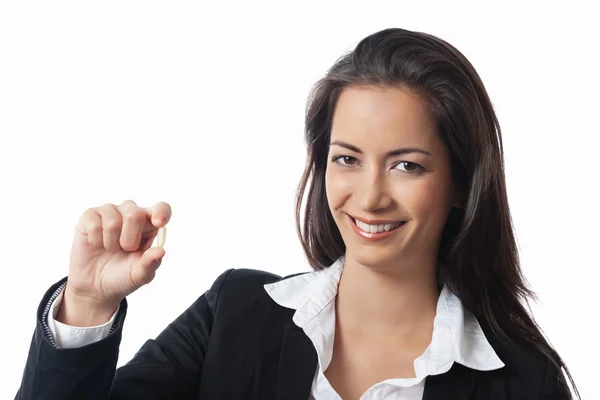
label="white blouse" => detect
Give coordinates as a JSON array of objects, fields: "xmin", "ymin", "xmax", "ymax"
[
  {"xmin": 48, "ymin": 257, "xmax": 504, "ymax": 400},
  {"xmin": 263, "ymin": 257, "xmax": 504, "ymax": 399}
]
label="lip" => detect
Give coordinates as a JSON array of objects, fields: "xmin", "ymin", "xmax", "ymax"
[
  {"xmin": 347, "ymin": 214, "xmax": 406, "ymax": 240},
  {"xmin": 351, "ymin": 215, "xmax": 404, "ymax": 225}
]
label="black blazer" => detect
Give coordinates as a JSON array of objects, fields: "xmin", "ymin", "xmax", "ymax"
[{"xmin": 16, "ymin": 268, "xmax": 570, "ymax": 399}]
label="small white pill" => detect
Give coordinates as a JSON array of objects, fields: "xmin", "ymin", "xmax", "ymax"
[{"xmin": 157, "ymin": 226, "xmax": 167, "ymax": 248}]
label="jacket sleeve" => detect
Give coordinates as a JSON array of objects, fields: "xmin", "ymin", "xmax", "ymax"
[
  {"xmin": 49, "ymin": 287, "xmax": 119, "ymax": 349},
  {"xmin": 15, "ymin": 269, "xmax": 234, "ymax": 400}
]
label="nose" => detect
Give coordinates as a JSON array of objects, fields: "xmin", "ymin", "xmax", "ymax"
[{"xmin": 356, "ymin": 166, "xmax": 392, "ymax": 212}]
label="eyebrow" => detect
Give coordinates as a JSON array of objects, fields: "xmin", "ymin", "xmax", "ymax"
[{"xmin": 330, "ymin": 140, "xmax": 433, "ymax": 157}]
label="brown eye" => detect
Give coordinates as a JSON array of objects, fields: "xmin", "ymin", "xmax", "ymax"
[
  {"xmin": 333, "ymin": 155, "xmax": 360, "ymax": 166},
  {"xmin": 395, "ymin": 161, "xmax": 423, "ymax": 173}
]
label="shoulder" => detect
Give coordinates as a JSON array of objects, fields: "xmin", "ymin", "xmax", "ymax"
[
  {"xmin": 478, "ymin": 319, "xmax": 571, "ymax": 398},
  {"xmin": 479, "ymin": 319, "xmax": 547, "ymax": 371},
  {"xmin": 208, "ymin": 268, "xmax": 307, "ymax": 294},
  {"xmin": 205, "ymin": 268, "xmax": 308, "ymax": 315}
]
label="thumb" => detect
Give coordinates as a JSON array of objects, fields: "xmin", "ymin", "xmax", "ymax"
[{"xmin": 131, "ymin": 247, "xmax": 166, "ymax": 287}]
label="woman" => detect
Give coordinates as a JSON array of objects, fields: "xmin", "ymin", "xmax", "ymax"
[{"xmin": 16, "ymin": 28, "xmax": 578, "ymax": 399}]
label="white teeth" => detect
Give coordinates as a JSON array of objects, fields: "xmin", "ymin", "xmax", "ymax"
[{"xmin": 354, "ymin": 219, "xmax": 402, "ymax": 233}]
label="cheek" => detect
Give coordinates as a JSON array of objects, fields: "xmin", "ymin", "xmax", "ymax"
[
  {"xmin": 325, "ymin": 168, "xmax": 352, "ymax": 211},
  {"xmin": 397, "ymin": 176, "xmax": 454, "ymax": 221}
]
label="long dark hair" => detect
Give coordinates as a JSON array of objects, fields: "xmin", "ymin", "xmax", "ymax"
[{"xmin": 295, "ymin": 28, "xmax": 578, "ymax": 398}]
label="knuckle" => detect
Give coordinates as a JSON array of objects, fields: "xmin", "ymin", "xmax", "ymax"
[
  {"xmin": 104, "ymin": 218, "xmax": 122, "ymax": 231},
  {"xmin": 121, "ymin": 199, "xmax": 137, "ymax": 207},
  {"xmin": 82, "ymin": 207, "xmax": 96, "ymax": 216},
  {"xmin": 87, "ymin": 221, "xmax": 101, "ymax": 233},
  {"xmin": 99, "ymin": 203, "xmax": 115, "ymax": 211},
  {"xmin": 123, "ymin": 209, "xmax": 145, "ymax": 224}
]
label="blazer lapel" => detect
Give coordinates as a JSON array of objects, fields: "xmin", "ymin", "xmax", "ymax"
[
  {"xmin": 275, "ymin": 323, "xmax": 318, "ymax": 400},
  {"xmin": 422, "ymin": 363, "xmax": 481, "ymax": 400},
  {"xmin": 273, "ymin": 323, "xmax": 487, "ymax": 400}
]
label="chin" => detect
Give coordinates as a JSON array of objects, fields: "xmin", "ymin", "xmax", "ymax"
[{"xmin": 344, "ymin": 246, "xmax": 403, "ymax": 271}]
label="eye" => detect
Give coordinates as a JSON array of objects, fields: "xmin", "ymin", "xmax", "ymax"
[
  {"xmin": 394, "ymin": 161, "xmax": 424, "ymax": 173},
  {"xmin": 332, "ymin": 155, "xmax": 360, "ymax": 167}
]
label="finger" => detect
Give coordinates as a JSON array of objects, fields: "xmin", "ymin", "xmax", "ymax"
[
  {"xmin": 139, "ymin": 233, "xmax": 157, "ymax": 253},
  {"xmin": 118, "ymin": 200, "xmax": 147, "ymax": 252},
  {"xmin": 131, "ymin": 246, "xmax": 166, "ymax": 287},
  {"xmin": 78, "ymin": 208, "xmax": 103, "ymax": 248},
  {"xmin": 97, "ymin": 203, "xmax": 123, "ymax": 253},
  {"xmin": 144, "ymin": 201, "xmax": 172, "ymax": 229}
]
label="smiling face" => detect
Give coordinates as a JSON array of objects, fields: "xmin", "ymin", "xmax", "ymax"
[{"xmin": 325, "ymin": 85, "xmax": 462, "ymax": 272}]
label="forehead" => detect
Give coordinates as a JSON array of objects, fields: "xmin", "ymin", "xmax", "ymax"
[{"xmin": 330, "ymin": 85, "xmax": 439, "ymax": 150}]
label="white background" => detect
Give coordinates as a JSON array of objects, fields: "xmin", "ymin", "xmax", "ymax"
[{"xmin": 1, "ymin": 1, "xmax": 596, "ymax": 398}]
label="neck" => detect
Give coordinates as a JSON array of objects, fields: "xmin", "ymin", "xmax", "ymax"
[{"xmin": 335, "ymin": 254, "xmax": 440, "ymax": 339}]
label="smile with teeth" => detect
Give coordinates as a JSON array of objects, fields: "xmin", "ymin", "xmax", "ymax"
[{"xmin": 353, "ymin": 218, "xmax": 403, "ymax": 233}]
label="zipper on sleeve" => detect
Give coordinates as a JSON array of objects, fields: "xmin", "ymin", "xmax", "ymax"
[{"xmin": 41, "ymin": 281, "xmax": 125, "ymax": 348}]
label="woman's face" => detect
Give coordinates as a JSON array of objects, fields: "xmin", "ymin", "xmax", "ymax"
[{"xmin": 325, "ymin": 85, "xmax": 462, "ymax": 270}]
